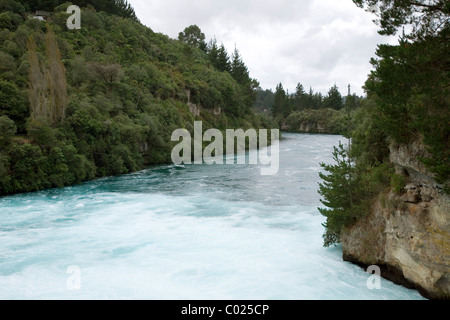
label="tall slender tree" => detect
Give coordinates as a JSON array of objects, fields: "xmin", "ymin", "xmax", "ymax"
[
  {"xmin": 272, "ymin": 83, "xmax": 287, "ymax": 117},
  {"xmin": 27, "ymin": 35, "xmax": 49, "ymax": 126},
  {"xmin": 27, "ymin": 28, "xmax": 68, "ymax": 128},
  {"xmin": 45, "ymin": 27, "xmax": 68, "ymax": 127},
  {"xmin": 230, "ymin": 48, "xmax": 250, "ymax": 85},
  {"xmin": 216, "ymin": 44, "xmax": 231, "ymax": 72}
]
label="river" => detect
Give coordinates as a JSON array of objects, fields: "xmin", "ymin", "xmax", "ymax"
[{"xmin": 0, "ymin": 133, "xmax": 424, "ymax": 299}]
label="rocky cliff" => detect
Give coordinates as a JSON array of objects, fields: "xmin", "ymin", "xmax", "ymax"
[{"xmin": 341, "ymin": 140, "xmax": 450, "ymax": 300}]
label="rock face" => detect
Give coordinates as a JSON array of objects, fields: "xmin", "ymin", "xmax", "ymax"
[
  {"xmin": 341, "ymin": 140, "xmax": 450, "ymax": 300},
  {"xmin": 282, "ymin": 121, "xmax": 330, "ymax": 134}
]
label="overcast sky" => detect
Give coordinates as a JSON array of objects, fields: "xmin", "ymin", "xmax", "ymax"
[{"xmin": 128, "ymin": 0, "xmax": 398, "ymax": 96}]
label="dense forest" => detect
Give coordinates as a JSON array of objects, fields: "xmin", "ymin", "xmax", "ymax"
[
  {"xmin": 255, "ymin": 82, "xmax": 362, "ymax": 135},
  {"xmin": 0, "ymin": 0, "xmax": 275, "ymax": 195},
  {"xmin": 318, "ymin": 0, "xmax": 449, "ymax": 247},
  {"xmin": 12, "ymin": 0, "xmax": 139, "ymax": 21}
]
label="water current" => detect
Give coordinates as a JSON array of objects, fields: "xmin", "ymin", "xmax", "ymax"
[{"xmin": 0, "ymin": 133, "xmax": 424, "ymax": 299}]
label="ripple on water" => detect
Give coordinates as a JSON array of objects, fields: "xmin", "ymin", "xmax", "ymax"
[{"xmin": 0, "ymin": 134, "xmax": 425, "ymax": 300}]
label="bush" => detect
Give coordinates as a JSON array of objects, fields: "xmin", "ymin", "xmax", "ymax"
[
  {"xmin": 391, "ymin": 173, "xmax": 406, "ymax": 194},
  {"xmin": 0, "ymin": 115, "xmax": 16, "ymax": 146},
  {"xmin": 8, "ymin": 143, "xmax": 49, "ymax": 192},
  {"xmin": 0, "ymin": 11, "xmax": 22, "ymax": 31}
]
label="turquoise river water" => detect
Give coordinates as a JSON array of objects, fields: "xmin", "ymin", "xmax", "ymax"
[{"xmin": 0, "ymin": 133, "xmax": 425, "ymax": 300}]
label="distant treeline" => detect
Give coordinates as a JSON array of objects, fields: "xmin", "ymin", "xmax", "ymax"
[{"xmin": 254, "ymin": 83, "xmax": 362, "ymax": 135}]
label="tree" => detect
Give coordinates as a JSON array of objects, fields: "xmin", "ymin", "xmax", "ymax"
[
  {"xmin": 24, "ymin": 0, "xmax": 140, "ymax": 22},
  {"xmin": 113, "ymin": 0, "xmax": 139, "ymax": 22},
  {"xmin": 0, "ymin": 79, "xmax": 28, "ymax": 132},
  {"xmin": 293, "ymin": 83, "xmax": 307, "ymax": 111},
  {"xmin": 304, "ymin": 87, "xmax": 323, "ymax": 110},
  {"xmin": 178, "ymin": 25, "xmax": 207, "ymax": 51},
  {"xmin": 216, "ymin": 44, "xmax": 231, "ymax": 73},
  {"xmin": 27, "ymin": 28, "xmax": 68, "ymax": 128},
  {"xmin": 0, "ymin": 115, "xmax": 16, "ymax": 147},
  {"xmin": 27, "ymin": 35, "xmax": 49, "ymax": 126},
  {"xmin": 0, "ymin": 0, "xmax": 26, "ymax": 14},
  {"xmin": 207, "ymin": 39, "xmax": 230, "ymax": 72},
  {"xmin": 207, "ymin": 38, "xmax": 219, "ymax": 67},
  {"xmin": 45, "ymin": 26, "xmax": 68, "ymax": 126},
  {"xmin": 356, "ymin": 1, "xmax": 449, "ymax": 190},
  {"xmin": 319, "ymin": 142, "xmax": 357, "ymax": 247},
  {"xmin": 272, "ymin": 83, "xmax": 287, "ymax": 117},
  {"xmin": 89, "ymin": 62, "xmax": 123, "ymax": 97},
  {"xmin": 323, "ymin": 84, "xmax": 343, "ymax": 110},
  {"xmin": 230, "ymin": 48, "xmax": 250, "ymax": 85},
  {"xmin": 353, "ymin": 0, "xmax": 449, "ymax": 38}
]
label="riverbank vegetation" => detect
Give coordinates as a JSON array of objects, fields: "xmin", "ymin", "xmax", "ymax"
[
  {"xmin": 0, "ymin": 0, "xmax": 275, "ymax": 195},
  {"xmin": 318, "ymin": 0, "xmax": 449, "ymax": 246},
  {"xmin": 255, "ymin": 82, "xmax": 363, "ymax": 135}
]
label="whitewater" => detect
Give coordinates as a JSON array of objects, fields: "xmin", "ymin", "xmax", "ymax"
[{"xmin": 0, "ymin": 133, "xmax": 424, "ymax": 300}]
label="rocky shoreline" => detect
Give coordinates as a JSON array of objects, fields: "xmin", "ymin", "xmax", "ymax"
[{"xmin": 341, "ymin": 140, "xmax": 450, "ymax": 300}]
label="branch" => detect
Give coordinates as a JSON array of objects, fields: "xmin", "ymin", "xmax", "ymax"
[{"xmin": 405, "ymin": 0, "xmax": 447, "ymax": 13}]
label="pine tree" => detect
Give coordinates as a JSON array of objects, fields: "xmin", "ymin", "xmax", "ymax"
[
  {"xmin": 272, "ymin": 83, "xmax": 286, "ymax": 117},
  {"xmin": 207, "ymin": 38, "xmax": 219, "ymax": 67},
  {"xmin": 318, "ymin": 142, "xmax": 357, "ymax": 247},
  {"xmin": 323, "ymin": 84, "xmax": 343, "ymax": 110},
  {"xmin": 294, "ymin": 83, "xmax": 306, "ymax": 111},
  {"xmin": 230, "ymin": 48, "xmax": 250, "ymax": 85},
  {"xmin": 216, "ymin": 44, "xmax": 231, "ymax": 72},
  {"xmin": 352, "ymin": 0, "xmax": 448, "ymax": 38}
]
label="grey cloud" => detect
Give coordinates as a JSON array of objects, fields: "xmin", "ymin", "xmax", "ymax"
[{"xmin": 129, "ymin": 0, "xmax": 397, "ymax": 96}]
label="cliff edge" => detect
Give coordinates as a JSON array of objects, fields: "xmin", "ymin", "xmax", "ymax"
[{"xmin": 341, "ymin": 140, "xmax": 450, "ymax": 300}]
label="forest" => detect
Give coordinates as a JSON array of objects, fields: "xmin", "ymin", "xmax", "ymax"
[
  {"xmin": 318, "ymin": 0, "xmax": 449, "ymax": 246},
  {"xmin": 0, "ymin": 0, "xmax": 275, "ymax": 195},
  {"xmin": 255, "ymin": 82, "xmax": 362, "ymax": 135},
  {"xmin": 0, "ymin": 1, "xmax": 448, "ymax": 245}
]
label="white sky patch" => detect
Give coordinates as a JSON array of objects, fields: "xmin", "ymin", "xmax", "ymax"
[{"xmin": 128, "ymin": 0, "xmax": 398, "ymax": 96}]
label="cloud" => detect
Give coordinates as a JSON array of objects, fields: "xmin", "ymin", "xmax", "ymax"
[{"xmin": 128, "ymin": 0, "xmax": 397, "ymax": 96}]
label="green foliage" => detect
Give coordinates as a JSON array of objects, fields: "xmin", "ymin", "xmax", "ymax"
[
  {"xmin": 0, "ymin": 4, "xmax": 271, "ymax": 196},
  {"xmin": 0, "ymin": 115, "xmax": 16, "ymax": 147},
  {"xmin": 390, "ymin": 173, "xmax": 406, "ymax": 194},
  {"xmin": 364, "ymin": 23, "xmax": 449, "ymax": 189},
  {"xmin": 352, "ymin": 0, "xmax": 449, "ymax": 37},
  {"xmin": 21, "ymin": 0, "xmax": 139, "ymax": 22},
  {"xmin": 284, "ymin": 108, "xmax": 348, "ymax": 135},
  {"xmin": 0, "ymin": 79, "xmax": 28, "ymax": 132},
  {"xmin": 258, "ymin": 81, "xmax": 358, "ymax": 131},
  {"xmin": 319, "ymin": 143, "xmax": 392, "ymax": 247},
  {"xmin": 178, "ymin": 25, "xmax": 207, "ymax": 51},
  {"xmin": 323, "ymin": 84, "xmax": 343, "ymax": 110},
  {"xmin": 206, "ymin": 39, "xmax": 232, "ymax": 73},
  {"xmin": 7, "ymin": 143, "xmax": 49, "ymax": 193},
  {"xmin": 272, "ymin": 83, "xmax": 287, "ymax": 118},
  {"xmin": 0, "ymin": 0, "xmax": 26, "ymax": 14},
  {"xmin": 319, "ymin": 0, "xmax": 449, "ymax": 247},
  {"xmin": 0, "ymin": 10, "xmax": 23, "ymax": 31},
  {"xmin": 319, "ymin": 143, "xmax": 357, "ymax": 246},
  {"xmin": 349, "ymin": 100, "xmax": 390, "ymax": 165}
]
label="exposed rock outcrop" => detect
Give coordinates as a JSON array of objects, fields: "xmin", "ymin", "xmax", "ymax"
[
  {"xmin": 341, "ymin": 140, "xmax": 450, "ymax": 300},
  {"xmin": 282, "ymin": 121, "xmax": 330, "ymax": 134},
  {"xmin": 188, "ymin": 102, "xmax": 202, "ymax": 117}
]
